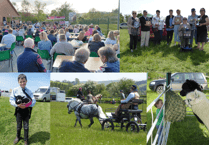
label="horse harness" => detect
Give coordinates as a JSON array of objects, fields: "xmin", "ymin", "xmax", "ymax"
[{"xmin": 70, "ymin": 102, "xmax": 99, "ymax": 118}]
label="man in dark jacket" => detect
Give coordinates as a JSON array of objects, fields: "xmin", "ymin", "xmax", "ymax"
[
  {"xmin": 27, "ymin": 29, "xmax": 33, "ymax": 36},
  {"xmin": 17, "ymin": 38, "xmax": 46, "ymax": 72},
  {"xmin": 139, "ymin": 10, "xmax": 151, "ymax": 47},
  {"xmin": 48, "ymin": 30, "xmax": 57, "ymax": 46},
  {"xmin": 59, "ymin": 47, "xmax": 90, "ymax": 72},
  {"xmin": 165, "ymin": 9, "xmax": 174, "ymax": 45}
]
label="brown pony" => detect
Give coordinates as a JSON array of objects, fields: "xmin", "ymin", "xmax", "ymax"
[{"xmin": 91, "ymin": 94, "xmax": 102, "ymax": 104}]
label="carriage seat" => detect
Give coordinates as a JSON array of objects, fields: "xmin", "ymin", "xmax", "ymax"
[{"xmin": 127, "ymin": 109, "xmax": 143, "ymax": 114}]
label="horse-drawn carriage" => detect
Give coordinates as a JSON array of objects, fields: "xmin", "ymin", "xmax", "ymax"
[{"xmin": 101, "ymin": 99, "xmax": 147, "ymax": 133}]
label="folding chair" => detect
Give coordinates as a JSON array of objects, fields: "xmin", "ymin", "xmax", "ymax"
[
  {"xmin": 0, "ymin": 49, "xmax": 13, "ymax": 72},
  {"xmin": 90, "ymin": 51, "xmax": 99, "ymax": 57},
  {"xmin": 10, "ymin": 42, "xmax": 17, "ymax": 57}
]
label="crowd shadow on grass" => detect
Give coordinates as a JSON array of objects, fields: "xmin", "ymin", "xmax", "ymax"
[
  {"xmin": 121, "ymin": 40, "xmax": 209, "ymax": 66},
  {"xmin": 29, "ymin": 131, "xmax": 50, "ymax": 144}
]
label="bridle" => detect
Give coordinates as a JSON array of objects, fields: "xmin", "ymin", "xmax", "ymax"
[{"xmin": 68, "ymin": 101, "xmax": 82, "ymax": 112}]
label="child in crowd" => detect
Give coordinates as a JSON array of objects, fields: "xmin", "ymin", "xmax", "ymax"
[{"xmin": 154, "ymin": 99, "xmax": 164, "ymax": 142}]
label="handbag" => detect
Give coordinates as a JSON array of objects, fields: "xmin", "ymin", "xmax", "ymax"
[{"xmin": 131, "ymin": 17, "xmax": 139, "ymax": 36}]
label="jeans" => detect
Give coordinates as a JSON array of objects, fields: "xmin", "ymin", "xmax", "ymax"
[
  {"xmin": 190, "ymin": 29, "xmax": 197, "ymax": 45},
  {"xmin": 130, "ymin": 34, "xmax": 138, "ymax": 50},
  {"xmin": 156, "ymin": 125, "xmax": 163, "ymax": 142},
  {"xmin": 153, "ymin": 29, "xmax": 163, "ymax": 44},
  {"xmin": 167, "ymin": 30, "xmax": 174, "ymax": 43},
  {"xmin": 174, "ymin": 25, "xmax": 180, "ymax": 42},
  {"xmin": 16, "ymin": 111, "xmax": 30, "ymax": 141}
]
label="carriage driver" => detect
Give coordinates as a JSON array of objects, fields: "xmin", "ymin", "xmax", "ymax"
[
  {"xmin": 115, "ymin": 85, "xmax": 140, "ymax": 116},
  {"xmin": 77, "ymin": 88, "xmax": 84, "ymax": 101}
]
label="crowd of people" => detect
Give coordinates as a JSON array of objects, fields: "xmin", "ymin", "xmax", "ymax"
[
  {"xmin": 0, "ymin": 21, "xmax": 120, "ymax": 72},
  {"xmin": 128, "ymin": 8, "xmax": 209, "ymax": 52}
]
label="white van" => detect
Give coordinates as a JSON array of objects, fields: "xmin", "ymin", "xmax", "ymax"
[{"xmin": 33, "ymin": 86, "xmax": 50, "ymax": 102}]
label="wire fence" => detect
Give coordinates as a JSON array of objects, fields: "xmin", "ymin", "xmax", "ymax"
[{"xmin": 78, "ymin": 17, "xmax": 118, "ymax": 36}]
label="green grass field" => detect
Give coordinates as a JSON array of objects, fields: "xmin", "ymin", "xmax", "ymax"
[
  {"xmin": 97, "ymin": 24, "xmax": 118, "ymax": 36},
  {"xmin": 146, "ymin": 79, "xmax": 209, "ymax": 145},
  {"xmin": 0, "ymin": 97, "xmax": 50, "ymax": 145},
  {"xmin": 51, "ymin": 101, "xmax": 146, "ymax": 145},
  {"xmin": 120, "ymin": 29, "xmax": 209, "ymax": 72}
]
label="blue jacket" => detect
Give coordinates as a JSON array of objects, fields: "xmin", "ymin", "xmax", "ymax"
[
  {"xmin": 59, "ymin": 60, "xmax": 90, "ymax": 72},
  {"xmin": 38, "ymin": 40, "xmax": 52, "ymax": 54},
  {"xmin": 100, "ymin": 60, "xmax": 120, "ymax": 72},
  {"xmin": 17, "ymin": 48, "xmax": 46, "ymax": 72},
  {"xmin": 88, "ymin": 41, "xmax": 105, "ymax": 54},
  {"xmin": 48, "ymin": 34, "xmax": 57, "ymax": 45}
]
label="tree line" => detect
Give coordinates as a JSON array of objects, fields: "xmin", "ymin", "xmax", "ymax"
[
  {"xmin": 11, "ymin": 0, "xmax": 119, "ymax": 24},
  {"xmin": 50, "ymin": 78, "xmax": 146, "ymax": 99}
]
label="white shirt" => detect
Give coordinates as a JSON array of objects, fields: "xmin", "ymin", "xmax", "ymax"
[
  {"xmin": 104, "ymin": 38, "xmax": 117, "ymax": 45},
  {"xmin": 121, "ymin": 92, "xmax": 135, "ymax": 103},
  {"xmin": 152, "ymin": 16, "xmax": 164, "ymax": 30},
  {"xmin": 10, "ymin": 86, "xmax": 36, "ymax": 107},
  {"xmin": 1, "ymin": 33, "xmax": 16, "ymax": 48}
]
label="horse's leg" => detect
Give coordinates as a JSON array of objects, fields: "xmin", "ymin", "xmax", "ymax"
[
  {"xmin": 88, "ymin": 117, "xmax": 94, "ymax": 128},
  {"xmin": 78, "ymin": 118, "xmax": 82, "ymax": 128},
  {"xmin": 76, "ymin": 116, "xmax": 82, "ymax": 128},
  {"xmin": 74, "ymin": 119, "xmax": 78, "ymax": 127}
]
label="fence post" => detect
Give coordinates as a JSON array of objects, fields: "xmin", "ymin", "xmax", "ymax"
[
  {"xmin": 162, "ymin": 73, "xmax": 171, "ymax": 145},
  {"xmin": 107, "ymin": 17, "xmax": 109, "ymax": 37}
]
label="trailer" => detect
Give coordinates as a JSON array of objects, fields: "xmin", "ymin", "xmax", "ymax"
[{"xmin": 50, "ymin": 87, "xmax": 66, "ymax": 102}]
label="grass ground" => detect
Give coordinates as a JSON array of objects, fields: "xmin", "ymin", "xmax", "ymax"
[
  {"xmin": 50, "ymin": 101, "xmax": 147, "ymax": 145},
  {"xmin": 0, "ymin": 97, "xmax": 50, "ymax": 145},
  {"xmin": 120, "ymin": 29, "xmax": 209, "ymax": 72},
  {"xmin": 147, "ymin": 79, "xmax": 209, "ymax": 145}
]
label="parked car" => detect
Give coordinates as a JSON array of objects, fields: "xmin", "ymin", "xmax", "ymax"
[
  {"xmin": 65, "ymin": 97, "xmax": 74, "ymax": 102},
  {"xmin": 120, "ymin": 23, "xmax": 128, "ymax": 29},
  {"xmin": 149, "ymin": 73, "xmax": 208, "ymax": 93},
  {"xmin": 33, "ymin": 86, "xmax": 50, "ymax": 102}
]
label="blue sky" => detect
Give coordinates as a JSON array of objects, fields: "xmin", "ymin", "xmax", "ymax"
[
  {"xmin": 51, "ymin": 73, "xmax": 147, "ymax": 82},
  {"xmin": 120, "ymin": 0, "xmax": 205, "ymax": 18},
  {"xmin": 0, "ymin": 73, "xmax": 50, "ymax": 92}
]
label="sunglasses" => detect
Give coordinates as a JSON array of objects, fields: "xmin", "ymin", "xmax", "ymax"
[{"xmin": 133, "ymin": 13, "xmax": 136, "ymax": 14}]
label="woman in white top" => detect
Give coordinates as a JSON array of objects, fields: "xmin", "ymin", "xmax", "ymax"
[
  {"xmin": 65, "ymin": 27, "xmax": 71, "ymax": 41},
  {"xmin": 57, "ymin": 29, "xmax": 66, "ymax": 43},
  {"xmin": 152, "ymin": 10, "xmax": 165, "ymax": 44},
  {"xmin": 73, "ymin": 26, "xmax": 79, "ymax": 33},
  {"xmin": 104, "ymin": 31, "xmax": 117, "ymax": 45}
]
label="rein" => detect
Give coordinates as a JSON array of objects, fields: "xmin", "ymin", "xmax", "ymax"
[{"xmin": 69, "ymin": 102, "xmax": 82, "ymax": 112}]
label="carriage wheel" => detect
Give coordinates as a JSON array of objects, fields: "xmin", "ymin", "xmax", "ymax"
[
  {"xmin": 130, "ymin": 116, "xmax": 142, "ymax": 125},
  {"xmin": 102, "ymin": 119, "xmax": 114, "ymax": 131},
  {"xmin": 120, "ymin": 120, "xmax": 125, "ymax": 129},
  {"xmin": 126, "ymin": 121, "xmax": 140, "ymax": 133}
]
